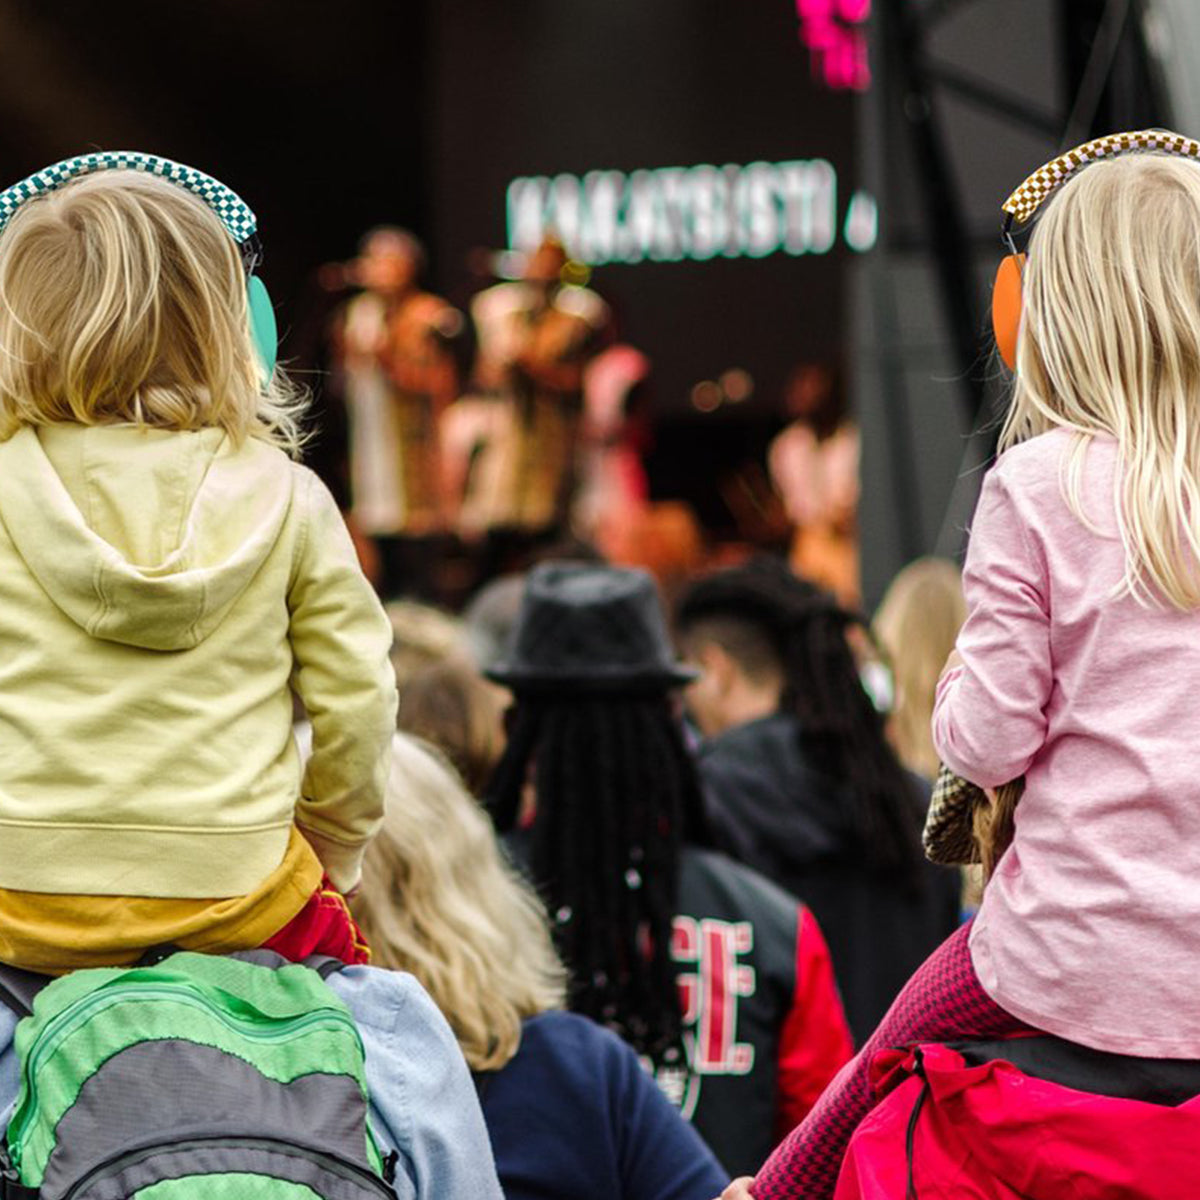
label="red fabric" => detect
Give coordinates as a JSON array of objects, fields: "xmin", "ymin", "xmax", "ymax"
[
  {"xmin": 260, "ymin": 874, "xmax": 371, "ymax": 966},
  {"xmin": 836, "ymin": 1042, "xmax": 1200, "ymax": 1200},
  {"xmin": 775, "ymin": 906, "xmax": 855, "ymax": 1137},
  {"xmin": 753, "ymin": 920, "xmax": 1031, "ymax": 1200}
]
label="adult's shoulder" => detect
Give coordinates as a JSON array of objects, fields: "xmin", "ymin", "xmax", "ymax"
[
  {"xmin": 680, "ymin": 845, "xmax": 803, "ymax": 930},
  {"xmin": 0, "ymin": 1005, "xmax": 15, "ymax": 1128},
  {"xmin": 325, "ymin": 966, "xmax": 504, "ymax": 1199},
  {"xmin": 519, "ymin": 1008, "xmax": 627, "ymax": 1062}
]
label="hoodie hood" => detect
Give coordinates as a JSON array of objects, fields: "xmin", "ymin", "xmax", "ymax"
[{"xmin": 0, "ymin": 424, "xmax": 294, "ymax": 650}]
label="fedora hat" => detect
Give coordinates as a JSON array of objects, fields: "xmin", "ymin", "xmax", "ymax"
[{"xmin": 487, "ymin": 562, "xmax": 698, "ymax": 694}]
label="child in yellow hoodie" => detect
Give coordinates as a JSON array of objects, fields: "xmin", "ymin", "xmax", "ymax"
[{"xmin": 0, "ymin": 158, "xmax": 398, "ymax": 973}]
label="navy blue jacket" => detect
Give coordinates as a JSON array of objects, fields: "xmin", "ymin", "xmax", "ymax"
[{"xmin": 477, "ymin": 1010, "xmax": 729, "ymax": 1200}]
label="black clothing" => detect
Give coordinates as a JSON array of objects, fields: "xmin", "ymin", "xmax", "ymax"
[
  {"xmin": 696, "ymin": 714, "xmax": 961, "ymax": 1044},
  {"xmin": 506, "ymin": 834, "xmax": 852, "ymax": 1177}
]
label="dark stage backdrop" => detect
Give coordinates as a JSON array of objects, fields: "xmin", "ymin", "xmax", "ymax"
[
  {"xmin": 0, "ymin": 1, "xmax": 427, "ymax": 318},
  {"xmin": 425, "ymin": 0, "xmax": 863, "ymax": 528},
  {"xmin": 0, "ymin": 0, "xmax": 429, "ymax": 495}
]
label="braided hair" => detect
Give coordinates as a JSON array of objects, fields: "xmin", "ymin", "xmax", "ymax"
[
  {"xmin": 486, "ymin": 692, "xmax": 709, "ymax": 1065},
  {"xmin": 676, "ymin": 557, "xmax": 925, "ymax": 890}
]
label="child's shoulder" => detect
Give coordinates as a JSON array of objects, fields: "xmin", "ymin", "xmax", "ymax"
[
  {"xmin": 993, "ymin": 427, "xmax": 1074, "ymax": 479},
  {"xmin": 991, "ymin": 428, "xmax": 1114, "ymax": 496}
]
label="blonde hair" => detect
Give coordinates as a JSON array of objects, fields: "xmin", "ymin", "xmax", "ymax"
[
  {"xmin": 396, "ymin": 658, "xmax": 507, "ymax": 797},
  {"xmin": 385, "ymin": 600, "xmax": 465, "ymax": 689},
  {"xmin": 873, "ymin": 557, "xmax": 967, "ymax": 779},
  {"xmin": 1002, "ymin": 151, "xmax": 1200, "ymax": 608},
  {"xmin": 351, "ymin": 734, "xmax": 567, "ymax": 1071},
  {"xmin": 0, "ymin": 169, "xmax": 305, "ymax": 453}
]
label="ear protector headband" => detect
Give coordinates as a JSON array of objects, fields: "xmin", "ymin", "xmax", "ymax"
[
  {"xmin": 991, "ymin": 129, "xmax": 1200, "ymax": 370},
  {"xmin": 0, "ymin": 151, "xmax": 277, "ymax": 379}
]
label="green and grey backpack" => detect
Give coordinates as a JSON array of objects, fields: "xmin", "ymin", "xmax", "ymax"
[{"xmin": 0, "ymin": 949, "xmax": 400, "ymax": 1200}]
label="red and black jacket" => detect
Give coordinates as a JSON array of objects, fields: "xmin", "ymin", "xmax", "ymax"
[{"xmin": 666, "ymin": 847, "xmax": 853, "ymax": 1177}]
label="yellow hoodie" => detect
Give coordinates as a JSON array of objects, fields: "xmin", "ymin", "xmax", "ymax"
[{"xmin": 0, "ymin": 423, "xmax": 397, "ymax": 898}]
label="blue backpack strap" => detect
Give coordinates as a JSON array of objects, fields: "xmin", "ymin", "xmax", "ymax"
[{"xmin": 0, "ymin": 965, "xmax": 49, "ymax": 1021}]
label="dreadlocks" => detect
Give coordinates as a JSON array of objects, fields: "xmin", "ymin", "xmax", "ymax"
[
  {"xmin": 676, "ymin": 557, "xmax": 925, "ymax": 890},
  {"xmin": 486, "ymin": 693, "xmax": 708, "ymax": 1065}
]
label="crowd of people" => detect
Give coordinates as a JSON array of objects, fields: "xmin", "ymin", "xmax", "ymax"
[
  {"xmin": 322, "ymin": 226, "xmax": 644, "ymax": 601},
  {"xmin": 5, "ymin": 126, "xmax": 1200, "ymax": 1200}
]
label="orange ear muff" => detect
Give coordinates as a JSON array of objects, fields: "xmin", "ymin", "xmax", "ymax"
[{"xmin": 992, "ymin": 252, "xmax": 1025, "ymax": 370}]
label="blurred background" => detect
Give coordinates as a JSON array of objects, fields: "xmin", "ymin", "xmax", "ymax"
[{"xmin": 3, "ymin": 0, "xmax": 1196, "ymax": 608}]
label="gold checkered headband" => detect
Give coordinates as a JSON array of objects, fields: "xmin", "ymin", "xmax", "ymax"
[{"xmin": 1002, "ymin": 129, "xmax": 1200, "ymax": 226}]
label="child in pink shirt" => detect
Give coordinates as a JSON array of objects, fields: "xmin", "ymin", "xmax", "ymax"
[{"xmin": 728, "ymin": 142, "xmax": 1200, "ymax": 1200}]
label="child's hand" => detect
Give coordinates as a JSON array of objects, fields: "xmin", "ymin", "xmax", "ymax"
[{"xmin": 717, "ymin": 1178, "xmax": 755, "ymax": 1200}]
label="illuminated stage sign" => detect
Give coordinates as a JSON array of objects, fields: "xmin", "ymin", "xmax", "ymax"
[{"xmin": 508, "ymin": 161, "xmax": 876, "ymax": 264}]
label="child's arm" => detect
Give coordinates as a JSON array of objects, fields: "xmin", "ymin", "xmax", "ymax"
[
  {"xmin": 288, "ymin": 470, "xmax": 397, "ymax": 893},
  {"xmin": 932, "ymin": 466, "xmax": 1052, "ymax": 789}
]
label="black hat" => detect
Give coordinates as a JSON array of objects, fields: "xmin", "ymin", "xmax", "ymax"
[{"xmin": 486, "ymin": 562, "xmax": 698, "ymax": 694}]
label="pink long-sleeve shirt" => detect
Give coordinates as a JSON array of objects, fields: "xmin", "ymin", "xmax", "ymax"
[{"xmin": 934, "ymin": 427, "xmax": 1200, "ymax": 1057}]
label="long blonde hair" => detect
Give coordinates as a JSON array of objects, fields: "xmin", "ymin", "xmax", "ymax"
[
  {"xmin": 352, "ymin": 734, "xmax": 567, "ymax": 1072},
  {"xmin": 0, "ymin": 169, "xmax": 305, "ymax": 453},
  {"xmin": 1002, "ymin": 151, "xmax": 1200, "ymax": 608},
  {"xmin": 873, "ymin": 557, "xmax": 967, "ymax": 779}
]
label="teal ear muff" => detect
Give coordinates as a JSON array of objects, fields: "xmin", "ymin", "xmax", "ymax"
[
  {"xmin": 0, "ymin": 151, "xmax": 278, "ymax": 381},
  {"xmin": 247, "ymin": 274, "xmax": 278, "ymax": 381}
]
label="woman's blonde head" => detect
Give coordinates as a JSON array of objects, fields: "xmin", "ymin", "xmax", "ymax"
[
  {"xmin": 0, "ymin": 169, "xmax": 305, "ymax": 452},
  {"xmin": 1003, "ymin": 150, "xmax": 1200, "ymax": 607},
  {"xmin": 873, "ymin": 557, "xmax": 966, "ymax": 779},
  {"xmin": 352, "ymin": 734, "xmax": 567, "ymax": 1072}
]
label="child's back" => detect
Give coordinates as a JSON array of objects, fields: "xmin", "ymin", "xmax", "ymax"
[
  {"xmin": 935, "ymin": 425, "xmax": 1200, "ymax": 1055},
  {"xmin": 0, "ymin": 162, "xmax": 396, "ymax": 971}
]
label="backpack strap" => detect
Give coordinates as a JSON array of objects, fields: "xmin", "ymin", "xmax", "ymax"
[
  {"xmin": 303, "ymin": 955, "xmax": 348, "ymax": 980},
  {"xmin": 0, "ymin": 1151, "xmax": 39, "ymax": 1200},
  {"xmin": 0, "ymin": 965, "xmax": 50, "ymax": 1020}
]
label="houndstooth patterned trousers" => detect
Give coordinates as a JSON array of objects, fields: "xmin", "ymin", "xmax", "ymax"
[{"xmin": 752, "ymin": 920, "xmax": 1032, "ymax": 1199}]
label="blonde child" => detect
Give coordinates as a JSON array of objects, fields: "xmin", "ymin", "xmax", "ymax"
[
  {"xmin": 0, "ymin": 160, "xmax": 396, "ymax": 973},
  {"xmin": 728, "ymin": 138, "xmax": 1200, "ymax": 1199}
]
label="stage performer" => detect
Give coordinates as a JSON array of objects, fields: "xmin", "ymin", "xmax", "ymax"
[
  {"xmin": 768, "ymin": 362, "xmax": 859, "ymax": 606},
  {"xmin": 719, "ymin": 135, "xmax": 1200, "ymax": 1199},
  {"xmin": 445, "ymin": 238, "xmax": 608, "ymax": 566},
  {"xmin": 333, "ymin": 226, "xmax": 466, "ymax": 598}
]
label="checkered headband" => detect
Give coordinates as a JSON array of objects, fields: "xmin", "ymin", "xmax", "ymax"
[
  {"xmin": 0, "ymin": 152, "xmax": 257, "ymax": 246},
  {"xmin": 1002, "ymin": 129, "xmax": 1200, "ymax": 226}
]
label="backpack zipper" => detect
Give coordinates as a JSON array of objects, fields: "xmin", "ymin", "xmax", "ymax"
[
  {"xmin": 8, "ymin": 984, "xmax": 363, "ymax": 1172},
  {"xmin": 905, "ymin": 1046, "xmax": 930, "ymax": 1200},
  {"xmin": 61, "ymin": 1135, "xmax": 397, "ymax": 1200}
]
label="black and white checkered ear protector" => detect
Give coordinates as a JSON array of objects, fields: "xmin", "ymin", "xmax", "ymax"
[
  {"xmin": 0, "ymin": 151, "xmax": 277, "ymax": 377},
  {"xmin": 993, "ymin": 129, "xmax": 1200, "ymax": 371}
]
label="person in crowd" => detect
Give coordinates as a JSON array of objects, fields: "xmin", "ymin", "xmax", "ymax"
[
  {"xmin": 0, "ymin": 166, "xmax": 396, "ymax": 973},
  {"xmin": 443, "ymin": 238, "xmax": 609, "ymax": 570},
  {"xmin": 0, "ymin": 949, "xmax": 506, "ymax": 1199},
  {"xmin": 385, "ymin": 598, "xmax": 467, "ymax": 688},
  {"xmin": 396, "ymin": 658, "xmax": 507, "ymax": 796},
  {"xmin": 353, "ymin": 733, "xmax": 730, "ymax": 1200},
  {"xmin": 767, "ymin": 362, "xmax": 859, "ymax": 607},
  {"xmin": 484, "ymin": 563, "xmax": 854, "ymax": 1178},
  {"xmin": 331, "ymin": 225, "xmax": 467, "ymax": 599},
  {"xmin": 871, "ymin": 557, "xmax": 967, "ymax": 781},
  {"xmin": 676, "ymin": 559, "xmax": 955, "ymax": 1041},
  {"xmin": 460, "ymin": 537, "xmax": 606, "ymax": 673},
  {"xmin": 675, "ymin": 559, "xmax": 960, "ymax": 1045},
  {"xmin": 722, "ymin": 143, "xmax": 1200, "ymax": 1199}
]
